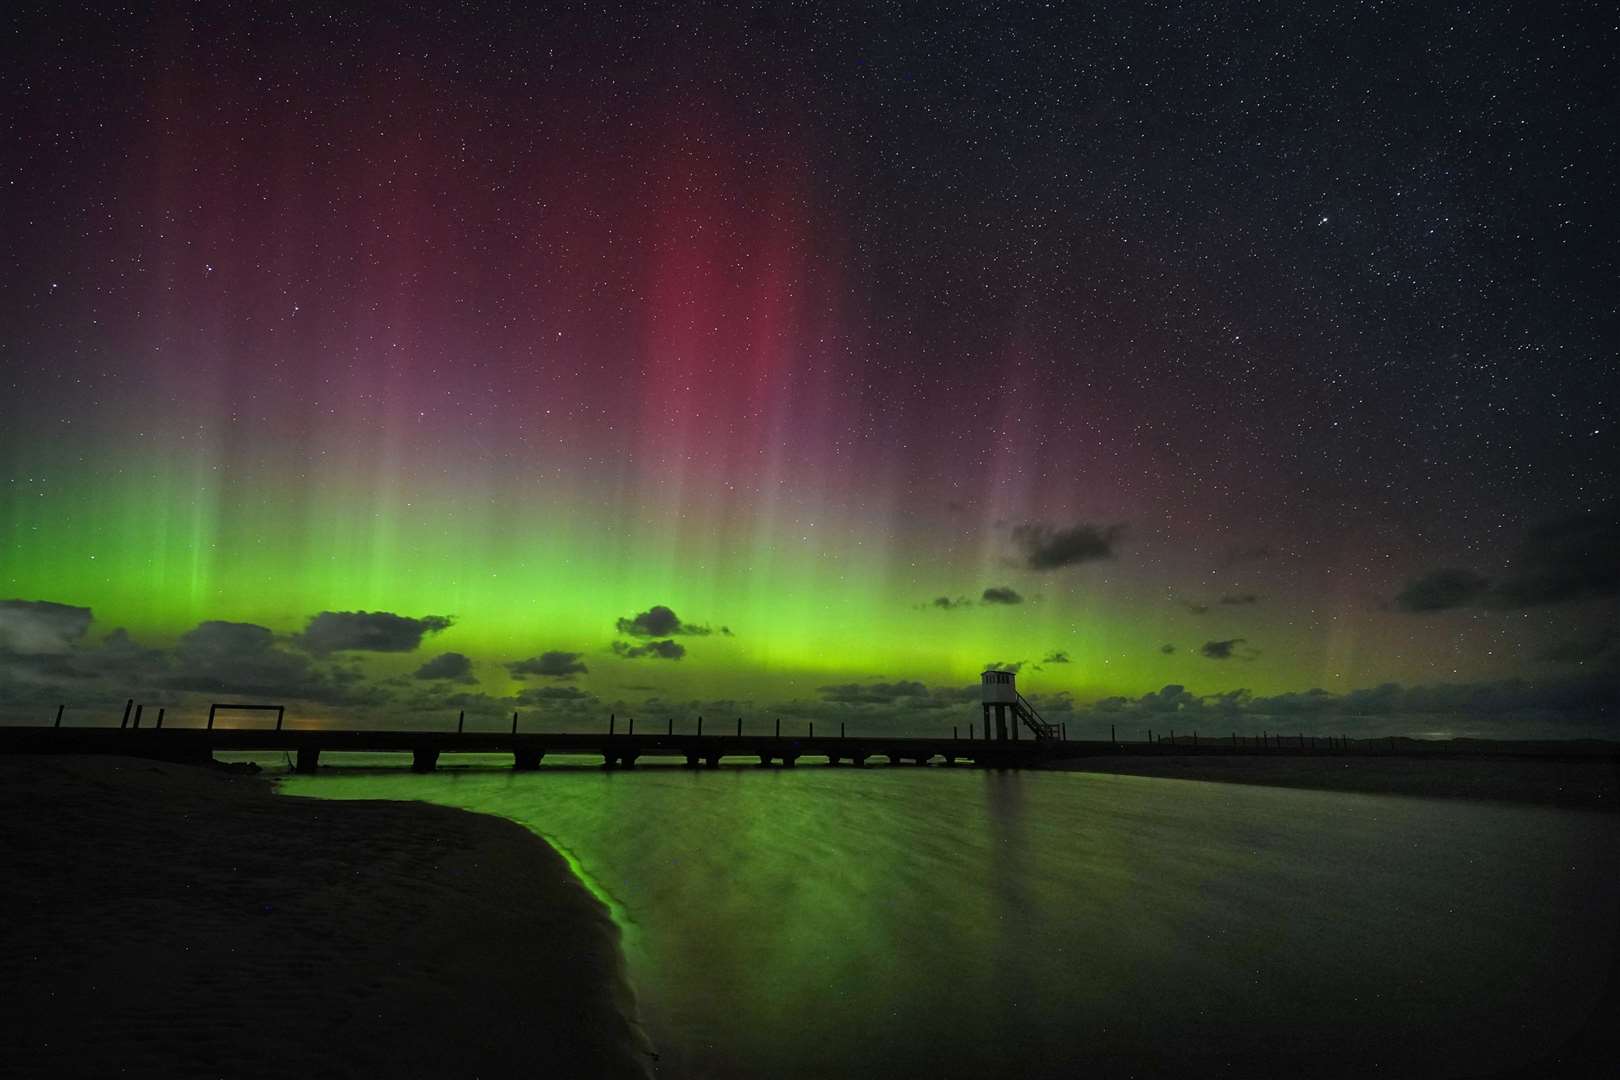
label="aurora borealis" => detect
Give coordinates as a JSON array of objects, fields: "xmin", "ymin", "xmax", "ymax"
[{"xmin": 2, "ymin": 2, "xmax": 1615, "ymax": 734}]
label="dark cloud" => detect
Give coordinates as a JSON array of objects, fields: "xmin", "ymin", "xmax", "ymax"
[
  {"xmin": 0, "ymin": 599, "xmax": 93, "ymax": 654},
  {"xmin": 981, "ymin": 586, "xmax": 1024, "ymax": 605},
  {"xmin": 983, "ymin": 660, "xmax": 1024, "ymax": 673},
  {"xmin": 1394, "ymin": 569, "xmax": 1492, "ymax": 613},
  {"xmin": 1536, "ymin": 628, "xmax": 1616, "ymax": 665},
  {"xmin": 514, "ymin": 684, "xmax": 597, "ymax": 708},
  {"xmin": 818, "ymin": 680, "xmax": 930, "ymax": 705},
  {"xmin": 1490, "ymin": 506, "xmax": 1620, "ymax": 607},
  {"xmin": 1160, "ymin": 643, "xmax": 1177, "ymax": 655},
  {"xmin": 506, "ymin": 651, "xmax": 589, "ymax": 679},
  {"xmin": 296, "ymin": 610, "xmax": 453, "ymax": 655},
  {"xmin": 1200, "ymin": 638, "xmax": 1251, "ymax": 660},
  {"xmin": 414, "ymin": 652, "xmax": 474, "ymax": 682},
  {"xmin": 1395, "ymin": 507, "xmax": 1620, "ymax": 613},
  {"xmin": 1219, "ymin": 593, "xmax": 1261, "ymax": 606},
  {"xmin": 612, "ymin": 639, "xmax": 686, "ymax": 660},
  {"xmin": 1011, "ymin": 522, "xmax": 1124, "ymax": 571},
  {"xmin": 1042, "ymin": 651, "xmax": 1071, "ymax": 664},
  {"xmin": 167, "ymin": 620, "xmax": 386, "ymax": 705},
  {"xmin": 615, "ymin": 605, "xmax": 713, "ymax": 638},
  {"xmin": 928, "ymin": 596, "xmax": 971, "ymax": 610}
]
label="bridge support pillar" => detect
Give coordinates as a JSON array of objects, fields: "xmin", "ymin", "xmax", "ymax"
[
  {"xmin": 411, "ymin": 748, "xmax": 439, "ymax": 773},
  {"xmin": 851, "ymin": 754, "xmax": 868, "ymax": 767},
  {"xmin": 513, "ymin": 750, "xmax": 543, "ymax": 771},
  {"xmin": 704, "ymin": 754, "xmax": 721, "ymax": 769},
  {"xmin": 295, "ymin": 747, "xmax": 319, "ymax": 774},
  {"xmin": 620, "ymin": 753, "xmax": 639, "ymax": 769},
  {"xmin": 684, "ymin": 754, "xmax": 700, "ymax": 768},
  {"xmin": 757, "ymin": 754, "xmax": 773, "ymax": 767},
  {"xmin": 826, "ymin": 753, "xmax": 842, "ymax": 766},
  {"xmin": 781, "ymin": 755, "xmax": 798, "ymax": 767}
]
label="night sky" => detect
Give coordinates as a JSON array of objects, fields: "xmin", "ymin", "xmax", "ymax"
[{"xmin": 2, "ymin": 2, "xmax": 1615, "ymax": 735}]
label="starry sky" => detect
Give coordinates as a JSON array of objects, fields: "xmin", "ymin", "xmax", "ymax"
[{"xmin": 2, "ymin": 2, "xmax": 1615, "ymax": 736}]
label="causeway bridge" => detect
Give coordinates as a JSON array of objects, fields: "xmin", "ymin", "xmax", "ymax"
[{"xmin": 0, "ymin": 721, "xmax": 1066, "ymax": 773}]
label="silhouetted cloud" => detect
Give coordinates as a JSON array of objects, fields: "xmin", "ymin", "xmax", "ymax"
[
  {"xmin": 1201, "ymin": 638, "xmax": 1251, "ymax": 660},
  {"xmin": 981, "ymin": 586, "xmax": 1024, "ymax": 605},
  {"xmin": 1042, "ymin": 651, "xmax": 1071, "ymax": 664},
  {"xmin": 615, "ymin": 605, "xmax": 713, "ymax": 638},
  {"xmin": 1011, "ymin": 522, "xmax": 1124, "ymax": 570},
  {"xmin": 1184, "ymin": 601, "xmax": 1210, "ymax": 615},
  {"xmin": 1489, "ymin": 506, "xmax": 1620, "ymax": 607},
  {"xmin": 296, "ymin": 610, "xmax": 453, "ymax": 655},
  {"xmin": 1395, "ymin": 506, "xmax": 1620, "ymax": 613},
  {"xmin": 1219, "ymin": 593, "xmax": 1260, "ymax": 606},
  {"xmin": 506, "ymin": 651, "xmax": 589, "ymax": 679},
  {"xmin": 0, "ymin": 599, "xmax": 92, "ymax": 654},
  {"xmin": 414, "ymin": 652, "xmax": 474, "ymax": 682},
  {"xmin": 928, "ymin": 596, "xmax": 971, "ymax": 610},
  {"xmin": 167, "ymin": 620, "xmax": 385, "ymax": 704},
  {"xmin": 612, "ymin": 639, "xmax": 686, "ymax": 660},
  {"xmin": 1394, "ymin": 569, "xmax": 1492, "ymax": 613},
  {"xmin": 1536, "ymin": 628, "xmax": 1616, "ymax": 664},
  {"xmin": 818, "ymin": 680, "xmax": 930, "ymax": 705},
  {"xmin": 1160, "ymin": 643, "xmax": 1177, "ymax": 655},
  {"xmin": 514, "ymin": 684, "xmax": 597, "ymax": 708}
]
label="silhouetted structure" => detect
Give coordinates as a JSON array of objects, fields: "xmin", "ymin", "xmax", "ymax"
[{"xmin": 981, "ymin": 670, "xmax": 1061, "ymax": 742}]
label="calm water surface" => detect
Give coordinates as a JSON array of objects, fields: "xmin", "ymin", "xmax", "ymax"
[{"xmin": 281, "ymin": 760, "xmax": 1620, "ymax": 1078}]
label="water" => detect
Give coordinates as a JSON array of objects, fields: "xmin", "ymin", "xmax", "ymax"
[{"xmin": 280, "ymin": 758, "xmax": 1620, "ymax": 1078}]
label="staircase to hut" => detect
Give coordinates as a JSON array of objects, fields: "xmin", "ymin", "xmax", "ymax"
[{"xmin": 1014, "ymin": 693, "xmax": 1060, "ymax": 740}]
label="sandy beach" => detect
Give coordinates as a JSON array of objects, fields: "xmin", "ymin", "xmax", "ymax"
[
  {"xmin": 1044, "ymin": 752, "xmax": 1620, "ymax": 810},
  {"xmin": 0, "ymin": 755, "xmax": 653, "ymax": 1079}
]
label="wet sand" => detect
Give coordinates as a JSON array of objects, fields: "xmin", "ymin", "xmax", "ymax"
[
  {"xmin": 1044, "ymin": 752, "xmax": 1619, "ymax": 810},
  {"xmin": 0, "ymin": 755, "xmax": 653, "ymax": 1079}
]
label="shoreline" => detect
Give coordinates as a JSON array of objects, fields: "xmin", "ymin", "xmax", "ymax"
[
  {"xmin": 1043, "ymin": 753, "xmax": 1619, "ymax": 810},
  {"xmin": 0, "ymin": 755, "xmax": 654, "ymax": 1079}
]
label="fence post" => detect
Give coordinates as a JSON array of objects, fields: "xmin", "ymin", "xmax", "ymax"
[
  {"xmin": 776, "ymin": 717, "xmax": 781, "ymax": 738},
  {"xmin": 610, "ymin": 714, "xmax": 615, "ymax": 736},
  {"xmin": 512, "ymin": 711, "xmax": 519, "ymax": 734},
  {"xmin": 121, "ymin": 699, "xmax": 133, "ymax": 729},
  {"xmin": 737, "ymin": 717, "xmax": 742, "ymax": 737},
  {"xmin": 629, "ymin": 717, "xmax": 635, "ymax": 736},
  {"xmin": 810, "ymin": 722, "xmax": 814, "ymax": 739},
  {"xmin": 155, "ymin": 708, "xmax": 165, "ymax": 729},
  {"xmin": 207, "ymin": 703, "xmax": 217, "ymax": 730},
  {"xmin": 697, "ymin": 715, "xmax": 703, "ymax": 736},
  {"xmin": 54, "ymin": 704, "xmax": 63, "ymax": 728},
  {"xmin": 458, "ymin": 710, "xmax": 465, "ymax": 733},
  {"xmin": 132, "ymin": 704, "xmax": 144, "ymax": 729}
]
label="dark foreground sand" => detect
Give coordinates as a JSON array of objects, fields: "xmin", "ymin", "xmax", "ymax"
[
  {"xmin": 1044, "ymin": 753, "xmax": 1619, "ymax": 811},
  {"xmin": 0, "ymin": 756, "xmax": 654, "ymax": 1079}
]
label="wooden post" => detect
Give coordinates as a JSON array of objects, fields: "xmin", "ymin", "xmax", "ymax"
[
  {"xmin": 841, "ymin": 722, "xmax": 846, "ymax": 738},
  {"xmin": 668, "ymin": 717, "xmax": 673, "ymax": 735},
  {"xmin": 512, "ymin": 711, "xmax": 519, "ymax": 734},
  {"xmin": 1061, "ymin": 722, "xmax": 1067, "ymax": 741},
  {"xmin": 458, "ymin": 710, "xmax": 465, "ymax": 733},
  {"xmin": 629, "ymin": 716, "xmax": 635, "ymax": 736},
  {"xmin": 54, "ymin": 704, "xmax": 63, "ymax": 728},
  {"xmin": 276, "ymin": 706, "xmax": 285, "ymax": 731},
  {"xmin": 953, "ymin": 726, "xmax": 958, "ymax": 740},
  {"xmin": 809, "ymin": 722, "xmax": 814, "ymax": 738},
  {"xmin": 207, "ymin": 703, "xmax": 216, "ymax": 730},
  {"xmin": 775, "ymin": 717, "xmax": 781, "ymax": 738},
  {"xmin": 155, "ymin": 708, "xmax": 165, "ymax": 729},
  {"xmin": 121, "ymin": 699, "xmax": 133, "ymax": 729},
  {"xmin": 698, "ymin": 715, "xmax": 703, "ymax": 736},
  {"xmin": 737, "ymin": 717, "xmax": 742, "ymax": 737},
  {"xmin": 610, "ymin": 714, "xmax": 615, "ymax": 735},
  {"xmin": 1193, "ymin": 731, "xmax": 1198, "ymax": 748},
  {"xmin": 1111, "ymin": 724, "xmax": 1116, "ymax": 743},
  {"xmin": 132, "ymin": 704, "xmax": 144, "ymax": 729}
]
